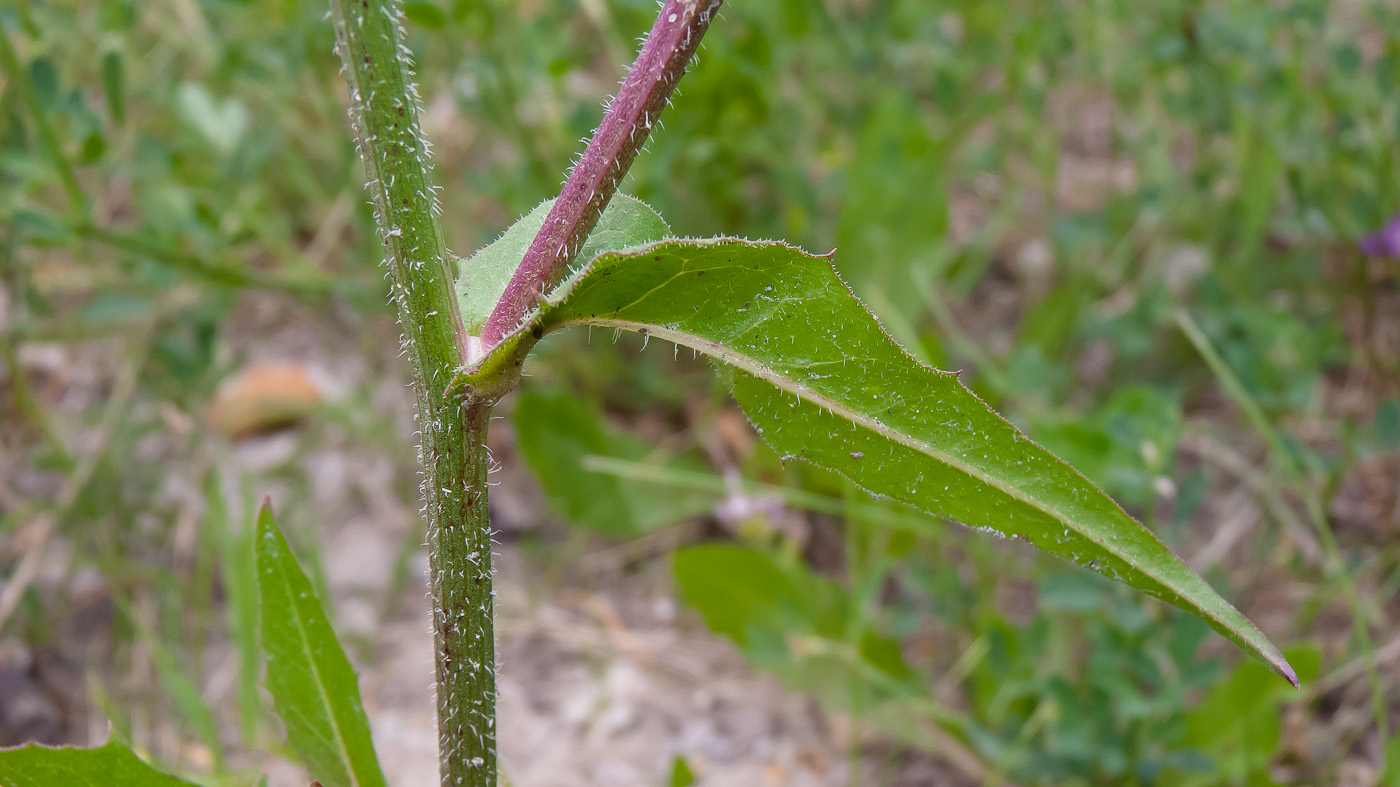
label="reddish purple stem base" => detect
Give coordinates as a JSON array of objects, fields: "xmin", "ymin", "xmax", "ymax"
[{"xmin": 478, "ymin": 0, "xmax": 724, "ymax": 348}]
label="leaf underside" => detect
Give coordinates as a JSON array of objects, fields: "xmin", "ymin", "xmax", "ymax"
[
  {"xmin": 0, "ymin": 737, "xmax": 200, "ymax": 787},
  {"xmin": 474, "ymin": 237, "xmax": 1295, "ymax": 686},
  {"xmin": 255, "ymin": 504, "xmax": 388, "ymax": 787},
  {"xmin": 455, "ymin": 193, "xmax": 670, "ymax": 335}
]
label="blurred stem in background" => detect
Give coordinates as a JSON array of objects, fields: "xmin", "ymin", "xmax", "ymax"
[
  {"xmin": 0, "ymin": 22, "xmax": 85, "ymax": 214},
  {"xmin": 1176, "ymin": 309, "xmax": 1389, "ymax": 763}
]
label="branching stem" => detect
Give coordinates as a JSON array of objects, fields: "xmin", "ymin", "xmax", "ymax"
[
  {"xmin": 479, "ymin": 0, "xmax": 724, "ymax": 347},
  {"xmin": 329, "ymin": 2, "xmax": 495, "ymax": 785},
  {"xmin": 330, "ymin": 1, "xmax": 724, "ymax": 785}
]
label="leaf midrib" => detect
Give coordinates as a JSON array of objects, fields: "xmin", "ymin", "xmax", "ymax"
[
  {"xmin": 269, "ymin": 548, "xmax": 364, "ymax": 787},
  {"xmin": 558, "ymin": 315, "xmax": 1228, "ymax": 627}
]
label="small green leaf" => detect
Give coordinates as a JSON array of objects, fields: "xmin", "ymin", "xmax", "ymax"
[
  {"xmin": 454, "ymin": 194, "xmax": 669, "ymax": 335},
  {"xmin": 403, "ymin": 2, "xmax": 447, "ymax": 29},
  {"xmin": 1176, "ymin": 645, "xmax": 1320, "ymax": 783},
  {"xmin": 0, "ymin": 735, "xmax": 201, "ymax": 787},
  {"xmin": 1374, "ymin": 398, "xmax": 1400, "ymax": 450},
  {"xmin": 514, "ymin": 387, "xmax": 713, "ymax": 536},
  {"xmin": 836, "ymin": 93, "xmax": 949, "ymax": 316},
  {"xmin": 668, "ymin": 755, "xmax": 696, "ymax": 787},
  {"xmin": 255, "ymin": 503, "xmax": 386, "ymax": 787},
  {"xmin": 1231, "ymin": 114, "xmax": 1281, "ymax": 257},
  {"xmin": 475, "ymin": 238, "xmax": 1296, "ymax": 686},
  {"xmin": 27, "ymin": 57, "xmax": 59, "ymax": 110},
  {"xmin": 78, "ymin": 294, "xmax": 155, "ymax": 326},
  {"xmin": 175, "ymin": 83, "xmax": 247, "ymax": 154},
  {"xmin": 100, "ymin": 49, "xmax": 125, "ymax": 126},
  {"xmin": 1384, "ymin": 730, "xmax": 1400, "ymax": 787}
]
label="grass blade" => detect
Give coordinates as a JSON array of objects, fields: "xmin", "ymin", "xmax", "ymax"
[
  {"xmin": 114, "ymin": 597, "xmax": 224, "ymax": 772},
  {"xmin": 203, "ymin": 471, "xmax": 260, "ymax": 741},
  {"xmin": 1177, "ymin": 308, "xmax": 1385, "ymax": 745}
]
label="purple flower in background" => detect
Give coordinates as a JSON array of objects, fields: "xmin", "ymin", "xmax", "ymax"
[{"xmin": 1359, "ymin": 215, "xmax": 1400, "ymax": 258}]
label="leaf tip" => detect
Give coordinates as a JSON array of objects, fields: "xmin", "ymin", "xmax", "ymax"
[
  {"xmin": 256, "ymin": 497, "xmax": 276, "ymax": 529},
  {"xmin": 1252, "ymin": 640, "xmax": 1299, "ymax": 688}
]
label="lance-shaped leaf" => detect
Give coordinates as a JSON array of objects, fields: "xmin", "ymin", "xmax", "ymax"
[
  {"xmin": 255, "ymin": 503, "xmax": 387, "ymax": 787},
  {"xmin": 0, "ymin": 735, "xmax": 201, "ymax": 787},
  {"xmin": 467, "ymin": 238, "xmax": 1296, "ymax": 686}
]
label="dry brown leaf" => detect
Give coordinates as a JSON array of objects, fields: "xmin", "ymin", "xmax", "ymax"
[{"xmin": 208, "ymin": 362, "xmax": 322, "ymax": 438}]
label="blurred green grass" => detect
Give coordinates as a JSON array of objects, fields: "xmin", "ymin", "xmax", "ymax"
[{"xmin": 2, "ymin": 0, "xmax": 1399, "ymax": 785}]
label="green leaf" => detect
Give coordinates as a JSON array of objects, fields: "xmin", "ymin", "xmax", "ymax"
[
  {"xmin": 514, "ymin": 387, "xmax": 714, "ymax": 536},
  {"xmin": 255, "ymin": 503, "xmax": 386, "ymax": 787},
  {"xmin": 27, "ymin": 58, "xmax": 59, "ymax": 110},
  {"xmin": 1231, "ymin": 113, "xmax": 1281, "ymax": 257},
  {"xmin": 668, "ymin": 755, "xmax": 696, "ymax": 787},
  {"xmin": 673, "ymin": 544, "xmax": 802, "ymax": 648},
  {"xmin": 0, "ymin": 735, "xmax": 201, "ymax": 787},
  {"xmin": 175, "ymin": 83, "xmax": 247, "ymax": 155},
  {"xmin": 454, "ymin": 194, "xmax": 670, "ymax": 335},
  {"xmin": 1171, "ymin": 646, "xmax": 1320, "ymax": 785},
  {"xmin": 100, "ymin": 49, "xmax": 125, "ymax": 126},
  {"xmin": 475, "ymin": 238, "xmax": 1295, "ymax": 686},
  {"xmin": 78, "ymin": 294, "xmax": 156, "ymax": 326},
  {"xmin": 403, "ymin": 1, "xmax": 447, "ymax": 29},
  {"xmin": 1376, "ymin": 398, "xmax": 1400, "ymax": 450},
  {"xmin": 673, "ymin": 544, "xmax": 930, "ymax": 717}
]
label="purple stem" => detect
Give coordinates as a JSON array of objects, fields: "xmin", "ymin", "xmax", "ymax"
[{"xmin": 478, "ymin": 0, "xmax": 724, "ymax": 347}]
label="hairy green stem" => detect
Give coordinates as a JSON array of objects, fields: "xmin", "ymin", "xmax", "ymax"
[
  {"xmin": 328, "ymin": 1, "xmax": 498, "ymax": 785},
  {"xmin": 429, "ymin": 398, "xmax": 497, "ymax": 785}
]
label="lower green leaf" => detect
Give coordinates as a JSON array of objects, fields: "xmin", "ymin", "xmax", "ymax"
[
  {"xmin": 0, "ymin": 736, "xmax": 200, "ymax": 787},
  {"xmin": 514, "ymin": 386, "xmax": 714, "ymax": 536},
  {"xmin": 1169, "ymin": 645, "xmax": 1320, "ymax": 785},
  {"xmin": 255, "ymin": 503, "xmax": 387, "ymax": 787},
  {"xmin": 673, "ymin": 543, "xmax": 966, "ymax": 729},
  {"xmin": 673, "ymin": 543, "xmax": 802, "ymax": 649}
]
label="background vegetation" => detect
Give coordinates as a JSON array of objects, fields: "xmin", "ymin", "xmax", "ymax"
[{"xmin": 2, "ymin": 0, "xmax": 1398, "ymax": 785}]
